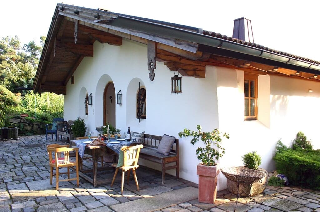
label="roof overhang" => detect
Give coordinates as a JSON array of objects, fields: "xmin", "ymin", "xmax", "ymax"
[{"xmin": 33, "ymin": 3, "xmax": 320, "ymax": 94}]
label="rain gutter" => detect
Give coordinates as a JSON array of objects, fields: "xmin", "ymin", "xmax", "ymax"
[{"xmin": 110, "ymin": 15, "xmax": 320, "ymax": 73}]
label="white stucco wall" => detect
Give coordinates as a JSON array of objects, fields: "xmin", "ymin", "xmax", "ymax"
[
  {"xmin": 64, "ymin": 38, "xmax": 320, "ymax": 190},
  {"xmin": 269, "ymin": 76, "xmax": 320, "ymax": 149},
  {"xmin": 214, "ymin": 69, "xmax": 320, "ymax": 190},
  {"xmin": 64, "ymin": 39, "xmax": 219, "ymax": 184}
]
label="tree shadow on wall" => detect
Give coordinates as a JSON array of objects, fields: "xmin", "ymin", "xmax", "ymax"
[{"xmin": 270, "ymin": 95, "xmax": 288, "ymax": 118}]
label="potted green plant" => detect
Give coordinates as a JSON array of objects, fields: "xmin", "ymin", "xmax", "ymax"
[{"xmin": 179, "ymin": 125, "xmax": 229, "ymax": 203}]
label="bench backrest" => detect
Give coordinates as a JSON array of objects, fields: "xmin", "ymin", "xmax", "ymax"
[{"xmin": 142, "ymin": 134, "xmax": 179, "ymax": 156}]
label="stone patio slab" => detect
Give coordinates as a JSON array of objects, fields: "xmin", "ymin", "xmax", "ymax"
[
  {"xmin": 110, "ymin": 186, "xmax": 198, "ymax": 212},
  {"xmin": 1, "ymin": 135, "xmax": 320, "ymax": 212},
  {"xmin": 216, "ymin": 202, "xmax": 251, "ymax": 212},
  {"xmin": 37, "ymin": 202, "xmax": 68, "ymax": 212}
]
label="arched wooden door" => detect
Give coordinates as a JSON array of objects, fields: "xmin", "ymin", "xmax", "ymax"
[{"xmin": 103, "ymin": 82, "xmax": 116, "ymax": 127}]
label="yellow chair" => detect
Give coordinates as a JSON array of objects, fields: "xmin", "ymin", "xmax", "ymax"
[
  {"xmin": 111, "ymin": 144, "xmax": 143, "ymax": 194},
  {"xmin": 47, "ymin": 144, "xmax": 79, "ymax": 190}
]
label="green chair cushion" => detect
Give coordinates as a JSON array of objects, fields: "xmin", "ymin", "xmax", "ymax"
[{"xmin": 117, "ymin": 150, "xmax": 124, "ymax": 167}]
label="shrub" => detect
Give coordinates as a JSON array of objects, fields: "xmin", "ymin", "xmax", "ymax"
[
  {"xmin": 274, "ymin": 148, "xmax": 320, "ymax": 189},
  {"xmin": 0, "ymin": 85, "xmax": 19, "ymax": 127},
  {"xmin": 242, "ymin": 151, "xmax": 261, "ymax": 170},
  {"xmin": 72, "ymin": 117, "xmax": 86, "ymax": 137},
  {"xmin": 275, "ymin": 140, "xmax": 288, "ymax": 153},
  {"xmin": 268, "ymin": 176, "xmax": 285, "ymax": 187},
  {"xmin": 292, "ymin": 132, "xmax": 312, "ymax": 150}
]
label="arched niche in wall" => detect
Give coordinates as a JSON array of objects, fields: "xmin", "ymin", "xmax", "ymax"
[
  {"xmin": 95, "ymin": 74, "xmax": 114, "ymax": 128},
  {"xmin": 79, "ymin": 87, "xmax": 88, "ymax": 119},
  {"xmin": 126, "ymin": 78, "xmax": 146, "ymax": 130},
  {"xmin": 103, "ymin": 82, "xmax": 116, "ymax": 127}
]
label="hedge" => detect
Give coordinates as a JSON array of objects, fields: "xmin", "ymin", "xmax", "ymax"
[{"xmin": 274, "ymin": 148, "xmax": 320, "ymax": 189}]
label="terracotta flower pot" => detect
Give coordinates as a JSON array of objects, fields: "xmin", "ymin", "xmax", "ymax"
[{"xmin": 197, "ymin": 163, "xmax": 220, "ymax": 203}]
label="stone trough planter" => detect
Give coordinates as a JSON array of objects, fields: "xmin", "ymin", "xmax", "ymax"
[{"xmin": 221, "ymin": 166, "xmax": 268, "ymax": 197}]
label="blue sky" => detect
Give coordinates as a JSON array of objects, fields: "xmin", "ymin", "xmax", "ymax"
[{"xmin": 1, "ymin": 0, "xmax": 319, "ymax": 61}]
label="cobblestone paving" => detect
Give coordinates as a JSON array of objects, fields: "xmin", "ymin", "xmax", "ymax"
[{"xmin": 1, "ymin": 135, "xmax": 320, "ymax": 211}]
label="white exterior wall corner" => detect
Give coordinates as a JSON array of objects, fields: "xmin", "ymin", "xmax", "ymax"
[
  {"xmin": 215, "ymin": 68, "xmax": 276, "ymax": 190},
  {"xmin": 216, "ymin": 70, "xmax": 320, "ymax": 191},
  {"xmin": 64, "ymin": 39, "xmax": 220, "ymax": 184},
  {"xmin": 64, "ymin": 38, "xmax": 320, "ymax": 190},
  {"xmin": 270, "ymin": 75, "xmax": 320, "ymax": 150}
]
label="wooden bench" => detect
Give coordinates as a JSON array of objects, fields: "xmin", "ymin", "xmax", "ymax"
[{"xmin": 139, "ymin": 134, "xmax": 179, "ymax": 184}]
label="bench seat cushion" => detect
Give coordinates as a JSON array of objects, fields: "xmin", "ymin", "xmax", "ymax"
[
  {"xmin": 157, "ymin": 134, "xmax": 175, "ymax": 156},
  {"xmin": 140, "ymin": 147, "xmax": 176, "ymax": 159}
]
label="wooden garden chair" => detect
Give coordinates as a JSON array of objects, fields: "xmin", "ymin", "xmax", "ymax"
[
  {"xmin": 111, "ymin": 144, "xmax": 143, "ymax": 194},
  {"xmin": 47, "ymin": 144, "xmax": 79, "ymax": 190}
]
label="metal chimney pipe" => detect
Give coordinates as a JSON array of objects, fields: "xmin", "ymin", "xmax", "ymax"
[{"xmin": 232, "ymin": 17, "xmax": 254, "ymax": 43}]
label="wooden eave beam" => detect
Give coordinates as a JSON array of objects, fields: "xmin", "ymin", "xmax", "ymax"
[
  {"xmin": 42, "ymin": 82, "xmax": 65, "ymax": 86},
  {"xmin": 300, "ymin": 72, "xmax": 314, "ymax": 79},
  {"xmin": 63, "ymin": 55, "xmax": 84, "ymax": 85},
  {"xmin": 157, "ymin": 43, "xmax": 202, "ymax": 60},
  {"xmin": 56, "ymin": 18, "xmax": 68, "ymax": 40},
  {"xmin": 157, "ymin": 49, "xmax": 205, "ymax": 66},
  {"xmin": 56, "ymin": 41, "xmax": 93, "ymax": 57},
  {"xmin": 209, "ymin": 55, "xmax": 250, "ymax": 68},
  {"xmin": 164, "ymin": 61, "xmax": 205, "ymax": 78},
  {"xmin": 159, "ymin": 47, "xmax": 272, "ymax": 77},
  {"xmin": 79, "ymin": 25, "xmax": 122, "ymax": 45},
  {"xmin": 40, "ymin": 83, "xmax": 66, "ymax": 95},
  {"xmin": 159, "ymin": 45, "xmax": 320, "ymax": 82},
  {"xmin": 164, "ymin": 62, "xmax": 205, "ymax": 72},
  {"xmin": 184, "ymin": 70, "xmax": 206, "ymax": 78},
  {"xmin": 276, "ymin": 67, "xmax": 296, "ymax": 76},
  {"xmin": 248, "ymin": 62, "xmax": 275, "ymax": 72},
  {"xmin": 41, "ymin": 50, "xmax": 55, "ymax": 83}
]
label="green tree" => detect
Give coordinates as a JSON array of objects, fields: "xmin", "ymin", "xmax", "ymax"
[
  {"xmin": 1, "ymin": 35, "xmax": 64, "ymax": 131},
  {"xmin": 0, "ymin": 36, "xmax": 42, "ymax": 94},
  {"xmin": 13, "ymin": 92, "xmax": 64, "ymax": 120},
  {"xmin": 0, "ymin": 85, "xmax": 19, "ymax": 127}
]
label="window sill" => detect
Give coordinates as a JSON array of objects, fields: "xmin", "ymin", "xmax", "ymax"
[{"xmin": 244, "ymin": 117, "xmax": 257, "ymax": 121}]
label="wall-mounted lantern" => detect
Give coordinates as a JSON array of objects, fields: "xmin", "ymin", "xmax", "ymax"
[
  {"xmin": 171, "ymin": 74, "xmax": 182, "ymax": 93},
  {"xmin": 117, "ymin": 90, "xmax": 122, "ymax": 105},
  {"xmin": 88, "ymin": 93, "xmax": 93, "ymax": 105}
]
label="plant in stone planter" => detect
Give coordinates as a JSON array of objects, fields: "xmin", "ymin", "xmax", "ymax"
[
  {"xmin": 242, "ymin": 151, "xmax": 261, "ymax": 170},
  {"xmin": 179, "ymin": 125, "xmax": 229, "ymax": 203},
  {"xmin": 222, "ymin": 151, "xmax": 267, "ymax": 197}
]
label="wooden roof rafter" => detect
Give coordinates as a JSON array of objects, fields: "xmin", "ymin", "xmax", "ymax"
[
  {"xmin": 78, "ymin": 25, "xmax": 122, "ymax": 45},
  {"xmin": 34, "ymin": 13, "xmax": 125, "ymax": 94},
  {"xmin": 55, "ymin": 41, "xmax": 93, "ymax": 56}
]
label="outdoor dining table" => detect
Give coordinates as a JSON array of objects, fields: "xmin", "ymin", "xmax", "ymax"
[{"xmin": 72, "ymin": 138, "xmax": 141, "ymax": 187}]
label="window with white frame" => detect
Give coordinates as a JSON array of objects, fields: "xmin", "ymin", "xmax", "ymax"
[{"xmin": 244, "ymin": 74, "xmax": 258, "ymax": 120}]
